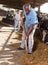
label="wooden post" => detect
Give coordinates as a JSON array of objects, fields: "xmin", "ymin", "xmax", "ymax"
[{"xmin": 38, "ymin": 6, "xmax": 40, "ymax": 16}]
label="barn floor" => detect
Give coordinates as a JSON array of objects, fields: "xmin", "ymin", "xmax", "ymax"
[{"xmin": 0, "ymin": 23, "xmax": 48, "ymax": 65}]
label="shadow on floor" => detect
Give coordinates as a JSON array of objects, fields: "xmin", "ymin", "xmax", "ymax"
[{"xmin": 2, "ymin": 30, "xmax": 14, "ymax": 51}]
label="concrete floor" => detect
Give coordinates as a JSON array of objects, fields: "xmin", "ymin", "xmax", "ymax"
[{"xmin": 0, "ymin": 23, "xmax": 23, "ymax": 65}]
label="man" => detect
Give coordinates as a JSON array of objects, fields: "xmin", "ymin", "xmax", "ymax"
[
  {"xmin": 18, "ymin": 3, "xmax": 38, "ymax": 54},
  {"xmin": 14, "ymin": 9, "xmax": 21, "ymax": 31}
]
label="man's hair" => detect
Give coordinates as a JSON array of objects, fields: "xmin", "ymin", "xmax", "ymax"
[{"xmin": 23, "ymin": 3, "xmax": 31, "ymax": 10}]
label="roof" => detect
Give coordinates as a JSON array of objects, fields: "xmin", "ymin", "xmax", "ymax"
[{"xmin": 0, "ymin": 0, "xmax": 48, "ymax": 8}]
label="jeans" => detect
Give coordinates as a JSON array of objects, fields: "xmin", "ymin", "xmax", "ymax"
[
  {"xmin": 14, "ymin": 20, "xmax": 20, "ymax": 31},
  {"xmin": 20, "ymin": 24, "xmax": 38, "ymax": 53}
]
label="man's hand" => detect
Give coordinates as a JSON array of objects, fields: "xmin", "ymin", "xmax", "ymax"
[{"xmin": 26, "ymin": 24, "xmax": 34, "ymax": 36}]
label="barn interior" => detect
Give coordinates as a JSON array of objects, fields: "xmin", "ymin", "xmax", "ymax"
[{"xmin": 0, "ymin": 0, "xmax": 48, "ymax": 65}]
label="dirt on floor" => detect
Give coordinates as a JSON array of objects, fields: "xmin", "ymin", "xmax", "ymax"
[
  {"xmin": 21, "ymin": 40, "xmax": 48, "ymax": 65},
  {"xmin": 20, "ymin": 34, "xmax": 48, "ymax": 65}
]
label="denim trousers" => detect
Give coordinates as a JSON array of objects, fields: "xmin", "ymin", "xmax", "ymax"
[
  {"xmin": 14, "ymin": 20, "xmax": 20, "ymax": 31},
  {"xmin": 20, "ymin": 24, "xmax": 38, "ymax": 53}
]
